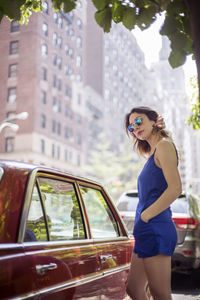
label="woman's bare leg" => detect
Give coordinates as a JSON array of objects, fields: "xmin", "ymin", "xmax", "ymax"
[
  {"xmin": 126, "ymin": 253, "xmax": 148, "ymax": 300},
  {"xmin": 144, "ymin": 254, "xmax": 172, "ymax": 300}
]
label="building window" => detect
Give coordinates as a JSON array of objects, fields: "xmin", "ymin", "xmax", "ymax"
[
  {"xmin": 65, "ymin": 44, "xmax": 69, "ymax": 55},
  {"xmin": 53, "ymin": 32, "xmax": 57, "ymax": 45},
  {"xmin": 58, "ymin": 17, "xmax": 63, "ymax": 28},
  {"xmin": 42, "ymin": 67, "xmax": 47, "ymax": 80},
  {"xmin": 10, "ymin": 21, "xmax": 20, "ymax": 33},
  {"xmin": 64, "ymin": 149, "xmax": 68, "ymax": 162},
  {"xmin": 65, "ymin": 85, "xmax": 72, "ymax": 98},
  {"xmin": 57, "ymin": 57, "xmax": 62, "ymax": 69},
  {"xmin": 57, "ymin": 37, "xmax": 62, "ymax": 48},
  {"xmin": 9, "ymin": 41, "xmax": 19, "ymax": 55},
  {"xmin": 76, "ymin": 74, "xmax": 82, "ymax": 82},
  {"xmin": 69, "ymin": 29, "xmax": 74, "ymax": 37},
  {"xmin": 57, "ymin": 123, "xmax": 61, "ymax": 135},
  {"xmin": 76, "ymin": 55, "xmax": 82, "ymax": 67},
  {"xmin": 43, "ymin": 1, "xmax": 48, "ymax": 14},
  {"xmin": 76, "ymin": 37, "xmax": 82, "ymax": 48},
  {"xmin": 58, "ymin": 79, "xmax": 62, "ymax": 91},
  {"xmin": 41, "ymin": 114, "xmax": 46, "ymax": 128},
  {"xmin": 41, "ymin": 139, "xmax": 45, "ymax": 154},
  {"xmin": 7, "ymin": 87, "xmax": 17, "ymax": 103},
  {"xmin": 41, "ymin": 44, "xmax": 48, "ymax": 57},
  {"xmin": 54, "ymin": 12, "xmax": 58, "ymax": 23},
  {"xmin": 57, "ymin": 146, "xmax": 60, "ymax": 159},
  {"xmin": 77, "ymin": 19, "xmax": 82, "ymax": 29},
  {"xmin": 52, "ymin": 143, "xmax": 55, "ymax": 158},
  {"xmin": 77, "ymin": 114, "xmax": 81, "ymax": 124},
  {"xmin": 8, "ymin": 64, "xmax": 18, "ymax": 78},
  {"xmin": 41, "ymin": 90, "xmax": 46, "ymax": 104},
  {"xmin": 42, "ymin": 23, "xmax": 48, "ymax": 36},
  {"xmin": 52, "ymin": 120, "xmax": 56, "ymax": 133},
  {"xmin": 58, "ymin": 100, "xmax": 61, "ymax": 113},
  {"xmin": 68, "ymin": 48, "xmax": 74, "ymax": 58},
  {"xmin": 77, "ymin": 134, "xmax": 82, "ymax": 145},
  {"xmin": 53, "ymin": 75, "xmax": 57, "ymax": 88},
  {"xmin": 77, "ymin": 93, "xmax": 81, "ymax": 104},
  {"xmin": 5, "ymin": 137, "xmax": 15, "ymax": 152},
  {"xmin": 53, "ymin": 53, "xmax": 57, "ymax": 65}
]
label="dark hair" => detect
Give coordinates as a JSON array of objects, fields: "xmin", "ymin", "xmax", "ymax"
[{"xmin": 125, "ymin": 106, "xmax": 171, "ymax": 155}]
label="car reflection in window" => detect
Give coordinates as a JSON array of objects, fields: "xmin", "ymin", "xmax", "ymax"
[{"xmin": 24, "ymin": 178, "xmax": 86, "ymax": 242}]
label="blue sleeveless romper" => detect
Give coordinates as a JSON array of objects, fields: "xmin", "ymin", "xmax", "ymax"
[{"xmin": 133, "ymin": 151, "xmax": 177, "ymax": 258}]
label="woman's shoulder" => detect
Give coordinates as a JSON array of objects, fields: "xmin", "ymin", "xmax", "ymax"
[{"xmin": 155, "ymin": 138, "xmax": 177, "ymax": 159}]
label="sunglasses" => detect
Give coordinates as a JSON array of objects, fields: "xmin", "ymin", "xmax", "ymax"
[{"xmin": 128, "ymin": 117, "xmax": 142, "ymax": 133}]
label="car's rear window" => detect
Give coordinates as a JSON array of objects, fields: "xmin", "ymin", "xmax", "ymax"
[
  {"xmin": 171, "ymin": 198, "xmax": 188, "ymax": 213},
  {"xmin": 117, "ymin": 195, "xmax": 139, "ymax": 212},
  {"xmin": 0, "ymin": 167, "xmax": 4, "ymax": 182}
]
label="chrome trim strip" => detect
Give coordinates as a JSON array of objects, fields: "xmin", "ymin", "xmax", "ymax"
[
  {"xmin": 9, "ymin": 264, "xmax": 130, "ymax": 299},
  {"xmin": 0, "ymin": 166, "xmax": 4, "ymax": 182}
]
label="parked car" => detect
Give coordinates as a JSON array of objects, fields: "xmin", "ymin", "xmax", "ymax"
[
  {"xmin": 0, "ymin": 160, "xmax": 136, "ymax": 300},
  {"xmin": 116, "ymin": 190, "xmax": 200, "ymax": 274}
]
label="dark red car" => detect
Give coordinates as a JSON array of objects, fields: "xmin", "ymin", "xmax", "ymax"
[{"xmin": 0, "ymin": 160, "xmax": 135, "ymax": 300}]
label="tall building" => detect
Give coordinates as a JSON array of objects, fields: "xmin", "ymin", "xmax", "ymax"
[
  {"xmin": 151, "ymin": 36, "xmax": 200, "ymax": 193},
  {"xmin": 0, "ymin": 1, "xmax": 88, "ymax": 174},
  {"xmin": 0, "ymin": 0, "xmax": 153, "ymax": 170}
]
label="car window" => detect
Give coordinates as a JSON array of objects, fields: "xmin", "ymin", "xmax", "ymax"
[
  {"xmin": 38, "ymin": 177, "xmax": 85, "ymax": 241},
  {"xmin": 24, "ymin": 184, "xmax": 47, "ymax": 242},
  {"xmin": 80, "ymin": 186, "xmax": 119, "ymax": 239},
  {"xmin": 117, "ymin": 196, "xmax": 138, "ymax": 212},
  {"xmin": 171, "ymin": 198, "xmax": 188, "ymax": 213}
]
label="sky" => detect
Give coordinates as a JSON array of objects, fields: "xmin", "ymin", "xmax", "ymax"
[{"xmin": 132, "ymin": 15, "xmax": 197, "ymax": 96}]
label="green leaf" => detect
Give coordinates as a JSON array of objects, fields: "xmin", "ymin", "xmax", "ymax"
[
  {"xmin": 92, "ymin": 0, "xmax": 109, "ymax": 11},
  {"xmin": 122, "ymin": 7, "xmax": 137, "ymax": 30},
  {"xmin": 160, "ymin": 16, "xmax": 180, "ymax": 36},
  {"xmin": 95, "ymin": 7, "xmax": 112, "ymax": 33},
  {"xmin": 63, "ymin": 0, "xmax": 76, "ymax": 13},
  {"xmin": 112, "ymin": 2, "xmax": 124, "ymax": 24},
  {"xmin": 136, "ymin": 5, "xmax": 158, "ymax": 30},
  {"xmin": 168, "ymin": 49, "xmax": 186, "ymax": 68}
]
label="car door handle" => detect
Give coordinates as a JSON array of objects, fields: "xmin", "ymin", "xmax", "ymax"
[
  {"xmin": 99, "ymin": 254, "xmax": 113, "ymax": 263},
  {"xmin": 36, "ymin": 263, "xmax": 57, "ymax": 276}
]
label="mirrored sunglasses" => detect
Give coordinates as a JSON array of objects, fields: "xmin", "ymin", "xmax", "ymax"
[{"xmin": 128, "ymin": 117, "xmax": 142, "ymax": 133}]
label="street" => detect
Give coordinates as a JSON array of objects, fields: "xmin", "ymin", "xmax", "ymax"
[{"xmin": 172, "ymin": 271, "xmax": 200, "ymax": 300}]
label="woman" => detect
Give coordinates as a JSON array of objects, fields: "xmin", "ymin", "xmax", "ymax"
[{"xmin": 125, "ymin": 106, "xmax": 182, "ymax": 300}]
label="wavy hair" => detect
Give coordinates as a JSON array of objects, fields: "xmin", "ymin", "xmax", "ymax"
[{"xmin": 125, "ymin": 106, "xmax": 171, "ymax": 156}]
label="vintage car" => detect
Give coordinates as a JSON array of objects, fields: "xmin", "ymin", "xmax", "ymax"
[{"xmin": 0, "ymin": 160, "xmax": 135, "ymax": 299}]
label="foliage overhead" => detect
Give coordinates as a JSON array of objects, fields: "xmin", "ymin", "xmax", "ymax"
[
  {"xmin": 1, "ymin": 0, "xmax": 200, "ymax": 129},
  {"xmin": 187, "ymin": 77, "xmax": 200, "ymax": 130},
  {"xmin": 0, "ymin": 0, "xmax": 193, "ymax": 69}
]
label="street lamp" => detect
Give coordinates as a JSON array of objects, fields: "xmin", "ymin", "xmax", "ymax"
[
  {"xmin": 0, "ymin": 111, "xmax": 29, "ymax": 133},
  {"xmin": 5, "ymin": 111, "xmax": 29, "ymax": 122}
]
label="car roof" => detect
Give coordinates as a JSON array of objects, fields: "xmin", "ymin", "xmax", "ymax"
[{"xmin": 0, "ymin": 160, "xmax": 101, "ymax": 185}]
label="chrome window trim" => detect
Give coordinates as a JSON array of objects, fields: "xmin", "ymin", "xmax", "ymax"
[
  {"xmin": 9, "ymin": 264, "xmax": 130, "ymax": 299},
  {"xmin": 0, "ymin": 166, "xmax": 4, "ymax": 182}
]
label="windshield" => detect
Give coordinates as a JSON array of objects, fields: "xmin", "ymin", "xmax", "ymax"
[
  {"xmin": 117, "ymin": 195, "xmax": 139, "ymax": 212},
  {"xmin": 171, "ymin": 197, "xmax": 188, "ymax": 213}
]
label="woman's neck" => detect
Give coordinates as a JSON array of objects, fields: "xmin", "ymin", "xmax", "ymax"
[{"xmin": 147, "ymin": 134, "xmax": 163, "ymax": 155}]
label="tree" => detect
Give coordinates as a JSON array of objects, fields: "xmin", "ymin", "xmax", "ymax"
[
  {"xmin": 82, "ymin": 133, "xmax": 142, "ymax": 201},
  {"xmin": 1, "ymin": 0, "xmax": 200, "ymax": 127}
]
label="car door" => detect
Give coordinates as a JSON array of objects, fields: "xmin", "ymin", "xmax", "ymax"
[
  {"xmin": 78, "ymin": 183, "xmax": 133, "ymax": 300},
  {"xmin": 21, "ymin": 173, "xmax": 102, "ymax": 299}
]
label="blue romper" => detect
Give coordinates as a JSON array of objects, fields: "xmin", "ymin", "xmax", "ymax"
[{"xmin": 133, "ymin": 151, "xmax": 177, "ymax": 258}]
